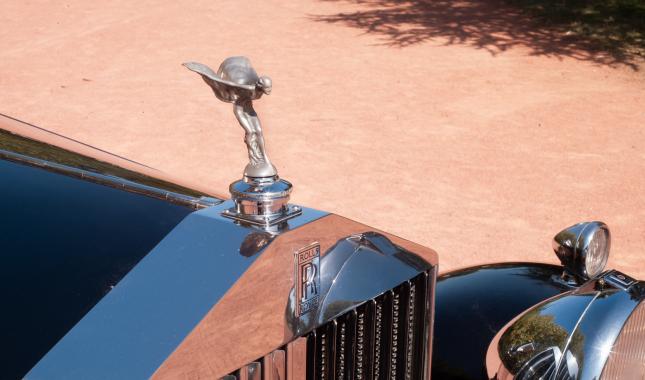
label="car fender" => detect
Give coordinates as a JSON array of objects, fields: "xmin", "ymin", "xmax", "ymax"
[{"xmin": 432, "ymin": 262, "xmax": 570, "ymax": 380}]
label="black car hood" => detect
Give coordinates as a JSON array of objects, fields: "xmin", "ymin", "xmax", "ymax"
[{"xmin": 0, "ymin": 139, "xmax": 196, "ymax": 378}]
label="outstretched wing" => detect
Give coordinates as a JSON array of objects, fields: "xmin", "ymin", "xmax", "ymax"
[{"xmin": 183, "ymin": 62, "xmax": 255, "ymax": 103}]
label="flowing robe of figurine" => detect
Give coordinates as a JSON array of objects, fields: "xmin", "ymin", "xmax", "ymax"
[{"xmin": 183, "ymin": 57, "xmax": 277, "ymax": 178}]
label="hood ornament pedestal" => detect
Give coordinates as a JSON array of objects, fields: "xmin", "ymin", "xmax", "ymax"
[{"xmin": 184, "ymin": 56, "xmax": 301, "ymax": 227}]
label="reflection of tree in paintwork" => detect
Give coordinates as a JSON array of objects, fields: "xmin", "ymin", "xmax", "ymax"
[
  {"xmin": 239, "ymin": 231, "xmax": 273, "ymax": 257},
  {"xmin": 0, "ymin": 129, "xmax": 208, "ymax": 197},
  {"xmin": 499, "ymin": 309, "xmax": 584, "ymax": 373}
]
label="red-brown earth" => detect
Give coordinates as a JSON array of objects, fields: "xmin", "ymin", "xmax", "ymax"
[{"xmin": 1, "ymin": 0, "xmax": 644, "ymax": 277}]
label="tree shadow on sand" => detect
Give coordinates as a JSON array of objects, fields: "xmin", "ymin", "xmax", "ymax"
[{"xmin": 311, "ymin": 0, "xmax": 642, "ymax": 70}]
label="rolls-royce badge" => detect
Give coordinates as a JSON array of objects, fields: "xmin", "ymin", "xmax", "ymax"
[{"xmin": 294, "ymin": 243, "xmax": 321, "ymax": 317}]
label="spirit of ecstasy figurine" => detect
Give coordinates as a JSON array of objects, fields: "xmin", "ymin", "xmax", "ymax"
[
  {"xmin": 184, "ymin": 56, "xmax": 299, "ymax": 227},
  {"xmin": 183, "ymin": 57, "xmax": 277, "ymax": 179}
]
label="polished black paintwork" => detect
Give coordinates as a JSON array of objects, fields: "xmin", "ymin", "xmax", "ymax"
[
  {"xmin": 0, "ymin": 126, "xmax": 207, "ymax": 197},
  {"xmin": 432, "ymin": 263, "xmax": 570, "ymax": 380},
  {"xmin": 0, "ymin": 158, "xmax": 193, "ymax": 379}
]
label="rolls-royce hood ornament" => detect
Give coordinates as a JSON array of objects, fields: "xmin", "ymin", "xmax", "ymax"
[
  {"xmin": 183, "ymin": 57, "xmax": 276, "ymax": 178},
  {"xmin": 184, "ymin": 56, "xmax": 300, "ymax": 227}
]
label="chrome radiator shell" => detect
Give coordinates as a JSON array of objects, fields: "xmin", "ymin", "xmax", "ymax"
[
  {"xmin": 153, "ymin": 213, "xmax": 437, "ymax": 379},
  {"xmin": 27, "ymin": 201, "xmax": 437, "ymax": 379}
]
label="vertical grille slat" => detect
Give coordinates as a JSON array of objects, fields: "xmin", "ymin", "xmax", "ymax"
[
  {"xmin": 317, "ymin": 328, "xmax": 327, "ymax": 380},
  {"xmin": 390, "ymin": 289, "xmax": 400, "ymax": 379},
  {"xmin": 375, "ymin": 291, "xmax": 393, "ymax": 380},
  {"xmin": 306, "ymin": 332, "xmax": 317, "ymax": 380},
  {"xmin": 347, "ymin": 310, "xmax": 358, "ymax": 380},
  {"xmin": 308, "ymin": 271, "xmax": 433, "ymax": 380},
  {"xmin": 405, "ymin": 281, "xmax": 417, "ymax": 380},
  {"xmin": 410, "ymin": 272, "xmax": 429, "ymax": 380},
  {"xmin": 335, "ymin": 317, "xmax": 347, "ymax": 379},
  {"xmin": 333, "ymin": 310, "xmax": 357, "ymax": 380},
  {"xmin": 354, "ymin": 301, "xmax": 374, "ymax": 380},
  {"xmin": 392, "ymin": 282, "xmax": 411, "ymax": 380},
  {"xmin": 316, "ymin": 320, "xmax": 337, "ymax": 380}
]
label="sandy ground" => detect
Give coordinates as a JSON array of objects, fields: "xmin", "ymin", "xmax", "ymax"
[{"xmin": 1, "ymin": 0, "xmax": 644, "ymax": 278}]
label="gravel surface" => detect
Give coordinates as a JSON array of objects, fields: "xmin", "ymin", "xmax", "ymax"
[{"xmin": 1, "ymin": 0, "xmax": 644, "ymax": 277}]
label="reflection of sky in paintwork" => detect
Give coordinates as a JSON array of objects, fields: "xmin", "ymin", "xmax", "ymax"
[
  {"xmin": 440, "ymin": 267, "xmax": 565, "ymax": 303},
  {"xmin": 536, "ymin": 294, "xmax": 596, "ymax": 331},
  {"xmin": 322, "ymin": 244, "xmax": 422, "ymax": 303},
  {"xmin": 0, "ymin": 159, "xmax": 193, "ymax": 379}
]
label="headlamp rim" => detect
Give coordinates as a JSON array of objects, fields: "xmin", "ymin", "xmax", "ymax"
[
  {"xmin": 578, "ymin": 222, "xmax": 611, "ymax": 278},
  {"xmin": 553, "ymin": 221, "xmax": 611, "ymax": 280}
]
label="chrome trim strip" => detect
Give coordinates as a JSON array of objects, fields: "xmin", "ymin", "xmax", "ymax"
[
  {"xmin": 0, "ymin": 113, "xmax": 150, "ymax": 167},
  {"xmin": 0, "ymin": 148, "xmax": 223, "ymax": 209},
  {"xmin": 0, "ymin": 114, "xmax": 223, "ymax": 198},
  {"xmin": 424, "ymin": 269, "xmax": 437, "ymax": 380},
  {"xmin": 27, "ymin": 201, "xmax": 327, "ymax": 380}
]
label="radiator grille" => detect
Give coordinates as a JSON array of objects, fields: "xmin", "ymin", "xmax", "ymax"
[
  {"xmin": 307, "ymin": 272, "xmax": 431, "ymax": 380},
  {"xmin": 221, "ymin": 270, "xmax": 433, "ymax": 380}
]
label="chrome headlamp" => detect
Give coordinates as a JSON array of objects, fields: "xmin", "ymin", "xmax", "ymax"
[{"xmin": 552, "ymin": 221, "xmax": 611, "ymax": 280}]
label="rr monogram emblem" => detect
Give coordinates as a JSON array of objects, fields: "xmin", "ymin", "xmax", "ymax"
[{"xmin": 294, "ymin": 243, "xmax": 321, "ymax": 317}]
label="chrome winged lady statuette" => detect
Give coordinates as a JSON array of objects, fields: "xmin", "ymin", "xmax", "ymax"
[
  {"xmin": 184, "ymin": 56, "xmax": 300, "ymax": 227},
  {"xmin": 183, "ymin": 57, "xmax": 277, "ymax": 179}
]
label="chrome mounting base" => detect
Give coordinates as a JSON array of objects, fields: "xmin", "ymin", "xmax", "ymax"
[{"xmin": 222, "ymin": 176, "xmax": 302, "ymax": 227}]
